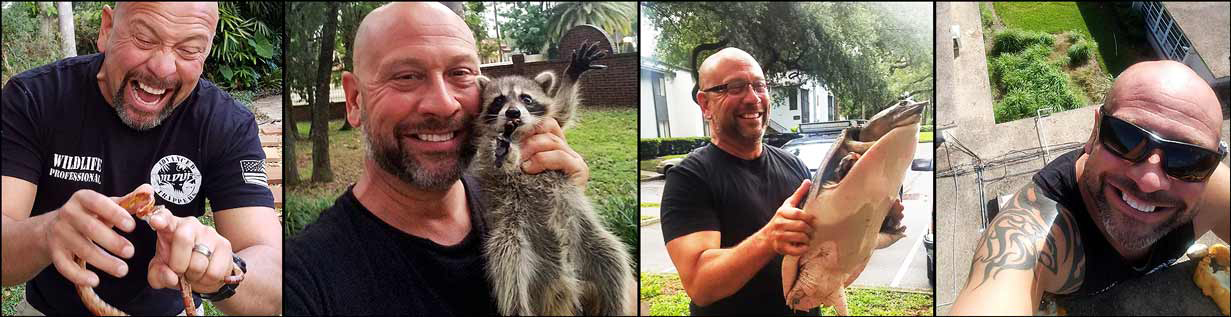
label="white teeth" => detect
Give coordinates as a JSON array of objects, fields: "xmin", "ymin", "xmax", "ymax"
[
  {"xmin": 739, "ymin": 113, "xmax": 761, "ymax": 119},
  {"xmin": 415, "ymin": 133, "xmax": 454, "ymax": 142},
  {"xmin": 1121, "ymin": 191, "xmax": 1157, "ymax": 213},
  {"xmin": 137, "ymin": 82, "xmax": 166, "ymax": 95}
]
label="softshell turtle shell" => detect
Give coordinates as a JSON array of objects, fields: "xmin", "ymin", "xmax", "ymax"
[{"xmin": 781, "ymin": 100, "xmax": 926, "ymax": 314}]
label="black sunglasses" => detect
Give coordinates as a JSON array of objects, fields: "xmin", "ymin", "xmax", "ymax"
[{"xmin": 1098, "ymin": 112, "xmax": 1227, "ymax": 182}]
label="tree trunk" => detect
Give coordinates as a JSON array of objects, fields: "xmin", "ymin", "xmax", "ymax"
[
  {"xmin": 338, "ymin": 4, "xmax": 355, "ymax": 132},
  {"xmin": 310, "ymin": 2, "xmax": 339, "ymax": 183},
  {"xmin": 37, "ymin": 2, "xmax": 56, "ymax": 45},
  {"xmin": 56, "ymin": 2, "xmax": 76, "ymax": 58},
  {"xmin": 283, "ymin": 21, "xmax": 300, "ymax": 187}
]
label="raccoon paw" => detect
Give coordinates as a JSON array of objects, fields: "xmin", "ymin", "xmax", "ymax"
[{"xmin": 567, "ymin": 40, "xmax": 608, "ymax": 80}]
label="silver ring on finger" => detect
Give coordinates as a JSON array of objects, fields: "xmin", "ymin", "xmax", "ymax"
[{"xmin": 192, "ymin": 243, "xmax": 213, "ymax": 258}]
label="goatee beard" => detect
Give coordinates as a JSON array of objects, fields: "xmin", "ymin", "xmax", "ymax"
[{"xmin": 360, "ymin": 108, "xmax": 477, "ymax": 192}]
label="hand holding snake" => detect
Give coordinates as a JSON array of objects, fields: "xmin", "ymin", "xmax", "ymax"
[{"xmin": 51, "ymin": 185, "xmax": 243, "ymax": 315}]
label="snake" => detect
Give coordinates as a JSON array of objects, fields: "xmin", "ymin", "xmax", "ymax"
[{"xmin": 74, "ymin": 189, "xmax": 244, "ymax": 316}]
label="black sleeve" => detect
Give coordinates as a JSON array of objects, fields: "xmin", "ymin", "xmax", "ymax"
[
  {"xmin": 1, "ymin": 79, "xmax": 45, "ymax": 184},
  {"xmin": 202, "ymin": 105, "xmax": 275, "ymax": 211},
  {"xmin": 283, "ymin": 243, "xmax": 322, "ymax": 316},
  {"xmin": 660, "ymin": 162, "xmax": 720, "ymax": 243}
]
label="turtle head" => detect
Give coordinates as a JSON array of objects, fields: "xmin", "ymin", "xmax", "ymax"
[{"xmin": 859, "ymin": 100, "xmax": 927, "ymax": 142}]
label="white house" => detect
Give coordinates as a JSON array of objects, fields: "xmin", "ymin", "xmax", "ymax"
[
  {"xmin": 767, "ymin": 78, "xmax": 836, "ymax": 133},
  {"xmin": 640, "ymin": 57, "xmax": 707, "ymax": 139}
]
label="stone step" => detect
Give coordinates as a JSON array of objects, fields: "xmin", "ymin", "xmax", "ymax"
[
  {"xmin": 266, "ymin": 163, "xmax": 282, "ymax": 185},
  {"xmin": 260, "ymin": 135, "xmax": 281, "ymax": 147},
  {"xmin": 260, "ymin": 125, "xmax": 282, "ymax": 135},
  {"xmin": 264, "ymin": 147, "xmax": 281, "ymax": 163}
]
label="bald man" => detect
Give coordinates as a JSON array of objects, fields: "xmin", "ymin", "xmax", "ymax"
[
  {"xmin": 951, "ymin": 60, "xmax": 1230, "ymax": 315},
  {"xmin": 283, "ymin": 3, "xmax": 593, "ymax": 315},
  {"xmin": 659, "ymin": 48, "xmax": 904, "ymax": 315},
  {"xmin": 1, "ymin": 2, "xmax": 282, "ymax": 315}
]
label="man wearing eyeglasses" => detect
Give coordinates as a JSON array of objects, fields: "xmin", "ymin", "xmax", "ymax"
[
  {"xmin": 951, "ymin": 60, "xmax": 1230, "ymax": 315},
  {"xmin": 659, "ymin": 47, "xmax": 906, "ymax": 315}
]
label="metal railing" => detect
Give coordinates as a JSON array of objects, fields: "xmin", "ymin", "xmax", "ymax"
[{"xmin": 1135, "ymin": 1, "xmax": 1194, "ymax": 62}]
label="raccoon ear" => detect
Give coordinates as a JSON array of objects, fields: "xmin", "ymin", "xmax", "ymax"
[
  {"xmin": 477, "ymin": 75, "xmax": 491, "ymax": 88},
  {"xmin": 534, "ymin": 71, "xmax": 556, "ymax": 96}
]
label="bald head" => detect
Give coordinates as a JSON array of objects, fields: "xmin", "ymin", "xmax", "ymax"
[
  {"xmin": 352, "ymin": 2, "xmax": 476, "ymax": 77},
  {"xmin": 697, "ymin": 48, "xmax": 763, "ymax": 89},
  {"xmin": 112, "ymin": 2, "xmax": 219, "ymax": 33},
  {"xmin": 1105, "ymin": 60, "xmax": 1223, "ymax": 148}
]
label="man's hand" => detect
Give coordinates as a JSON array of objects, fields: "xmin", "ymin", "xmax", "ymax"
[
  {"xmin": 45, "ymin": 189, "xmax": 138, "ymax": 287},
  {"xmin": 146, "ymin": 210, "xmax": 235, "ymax": 294},
  {"xmin": 520, "ymin": 117, "xmax": 589, "ymax": 188},
  {"xmin": 757, "ymin": 180, "xmax": 816, "ymax": 256}
]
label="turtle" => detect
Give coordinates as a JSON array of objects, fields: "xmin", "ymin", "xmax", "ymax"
[{"xmin": 781, "ymin": 99, "xmax": 927, "ymax": 315}]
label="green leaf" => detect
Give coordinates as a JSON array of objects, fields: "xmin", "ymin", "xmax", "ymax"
[
  {"xmin": 250, "ymin": 37, "xmax": 274, "ymax": 59},
  {"xmin": 220, "ymin": 65, "xmax": 235, "ymax": 81}
]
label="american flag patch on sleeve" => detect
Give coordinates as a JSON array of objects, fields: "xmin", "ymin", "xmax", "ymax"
[{"xmin": 240, "ymin": 159, "xmax": 268, "ymax": 187}]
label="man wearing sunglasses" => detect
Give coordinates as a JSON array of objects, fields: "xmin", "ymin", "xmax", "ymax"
[
  {"xmin": 660, "ymin": 47, "xmax": 906, "ymax": 315},
  {"xmin": 952, "ymin": 60, "xmax": 1229, "ymax": 315}
]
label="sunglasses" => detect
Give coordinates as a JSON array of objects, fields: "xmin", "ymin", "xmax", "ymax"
[{"xmin": 1098, "ymin": 112, "xmax": 1227, "ymax": 182}]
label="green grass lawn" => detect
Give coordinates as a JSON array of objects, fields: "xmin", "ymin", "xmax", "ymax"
[
  {"xmin": 640, "ymin": 273, "xmax": 933, "ymax": 316},
  {"xmin": 992, "ymin": 2, "xmax": 1143, "ymax": 76}
]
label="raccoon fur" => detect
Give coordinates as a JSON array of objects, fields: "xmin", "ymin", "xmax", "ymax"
[{"xmin": 469, "ymin": 41, "xmax": 633, "ymax": 316}]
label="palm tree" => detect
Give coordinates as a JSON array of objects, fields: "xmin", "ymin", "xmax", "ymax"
[{"xmin": 543, "ymin": 2, "xmax": 635, "ymax": 56}]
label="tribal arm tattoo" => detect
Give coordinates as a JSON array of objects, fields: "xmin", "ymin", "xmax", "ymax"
[{"xmin": 965, "ymin": 184, "xmax": 1060, "ymax": 290}]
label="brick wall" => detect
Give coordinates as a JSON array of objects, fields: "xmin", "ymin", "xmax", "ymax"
[{"xmin": 480, "ymin": 25, "xmax": 637, "ymax": 108}]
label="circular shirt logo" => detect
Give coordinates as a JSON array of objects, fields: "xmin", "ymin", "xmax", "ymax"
[{"xmin": 149, "ymin": 155, "xmax": 202, "ymax": 205}]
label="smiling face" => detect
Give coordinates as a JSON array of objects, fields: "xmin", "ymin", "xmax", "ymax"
[
  {"xmin": 95, "ymin": 2, "xmax": 218, "ymax": 130},
  {"xmin": 343, "ymin": 2, "xmax": 481, "ymax": 192},
  {"xmin": 1080, "ymin": 61, "xmax": 1223, "ymax": 255},
  {"xmin": 696, "ymin": 48, "xmax": 770, "ymax": 150}
]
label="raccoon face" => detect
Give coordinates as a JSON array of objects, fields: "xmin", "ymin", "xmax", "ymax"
[{"xmin": 476, "ymin": 72, "xmax": 559, "ymax": 168}]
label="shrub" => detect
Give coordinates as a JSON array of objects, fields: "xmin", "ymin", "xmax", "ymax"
[
  {"xmin": 638, "ymin": 137, "xmax": 711, "ymax": 160},
  {"xmin": 990, "ymin": 45, "xmax": 1082, "ymax": 123},
  {"xmin": 991, "ymin": 28, "xmax": 1054, "ymax": 56},
  {"xmin": 596, "ymin": 182, "xmax": 639, "ymax": 273},
  {"xmin": 1067, "ymin": 41, "xmax": 1091, "ymax": 66}
]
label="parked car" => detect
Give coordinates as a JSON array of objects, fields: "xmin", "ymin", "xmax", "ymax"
[{"xmin": 656, "ymin": 155, "xmax": 686, "ymax": 175}]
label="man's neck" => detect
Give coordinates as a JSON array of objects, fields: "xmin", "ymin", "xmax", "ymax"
[
  {"xmin": 711, "ymin": 135, "xmax": 763, "ymax": 160},
  {"xmin": 353, "ymin": 160, "xmax": 470, "ymax": 246}
]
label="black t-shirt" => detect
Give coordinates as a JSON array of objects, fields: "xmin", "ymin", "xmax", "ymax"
[
  {"xmin": 1033, "ymin": 148, "xmax": 1194, "ymax": 295},
  {"xmin": 660, "ymin": 144, "xmax": 817, "ymax": 316},
  {"xmin": 284, "ymin": 177, "xmax": 498, "ymax": 316},
  {"xmin": 1, "ymin": 53, "xmax": 274, "ymax": 315}
]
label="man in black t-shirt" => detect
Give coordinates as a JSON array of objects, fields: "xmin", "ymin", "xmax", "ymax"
[
  {"xmin": 1, "ymin": 3, "xmax": 282, "ymax": 315},
  {"xmin": 660, "ymin": 47, "xmax": 906, "ymax": 315},
  {"xmin": 951, "ymin": 61, "xmax": 1230, "ymax": 315},
  {"xmin": 283, "ymin": 3, "xmax": 629, "ymax": 315}
]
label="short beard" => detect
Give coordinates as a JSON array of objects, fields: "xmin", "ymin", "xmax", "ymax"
[
  {"xmin": 359, "ymin": 106, "xmax": 477, "ymax": 192},
  {"xmin": 1081, "ymin": 166, "xmax": 1194, "ymax": 252},
  {"xmin": 111, "ymin": 72, "xmax": 179, "ymax": 131}
]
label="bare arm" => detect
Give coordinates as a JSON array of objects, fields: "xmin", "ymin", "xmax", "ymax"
[
  {"xmin": 2, "ymin": 176, "xmax": 51, "ymax": 285},
  {"xmin": 665, "ymin": 230, "xmax": 777, "ymax": 306},
  {"xmin": 1202, "ymin": 163, "xmax": 1229, "ymax": 243},
  {"xmin": 665, "ymin": 181, "xmax": 813, "ymax": 306},
  {"xmin": 209, "ymin": 206, "xmax": 283, "ymax": 315},
  {"xmin": 951, "ymin": 183, "xmax": 1085, "ymax": 315}
]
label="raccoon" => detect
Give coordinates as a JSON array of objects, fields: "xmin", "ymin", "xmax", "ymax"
[{"xmin": 470, "ymin": 41, "xmax": 632, "ymax": 316}]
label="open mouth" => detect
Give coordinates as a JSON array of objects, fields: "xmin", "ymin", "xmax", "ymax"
[
  {"xmin": 128, "ymin": 80, "xmax": 170, "ymax": 110},
  {"xmin": 1105, "ymin": 183, "xmax": 1173, "ymax": 223},
  {"xmin": 413, "ymin": 132, "xmax": 456, "ymax": 142},
  {"xmin": 738, "ymin": 112, "xmax": 764, "ymax": 120}
]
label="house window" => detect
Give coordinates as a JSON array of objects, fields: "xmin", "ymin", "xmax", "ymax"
[
  {"xmin": 789, "ymin": 89, "xmax": 798, "ymax": 111},
  {"xmin": 828, "ymin": 94, "xmax": 836, "ymax": 120}
]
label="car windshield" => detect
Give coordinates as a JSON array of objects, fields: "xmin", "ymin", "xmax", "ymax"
[{"xmin": 783, "ymin": 141, "xmax": 833, "ymax": 171}]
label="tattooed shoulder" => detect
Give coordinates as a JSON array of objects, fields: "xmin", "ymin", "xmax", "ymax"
[{"xmin": 966, "ymin": 183, "xmax": 1084, "ymax": 293}]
